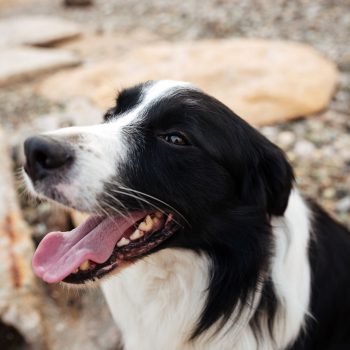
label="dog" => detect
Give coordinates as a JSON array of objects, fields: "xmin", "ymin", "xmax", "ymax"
[{"xmin": 23, "ymin": 80, "xmax": 350, "ymax": 350}]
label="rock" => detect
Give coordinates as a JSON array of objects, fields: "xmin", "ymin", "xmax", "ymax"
[
  {"xmin": 0, "ymin": 47, "xmax": 80, "ymax": 87},
  {"xmin": 322, "ymin": 188, "xmax": 336, "ymax": 199},
  {"xmin": 38, "ymin": 38, "xmax": 338, "ymax": 125},
  {"xmin": 294, "ymin": 140, "xmax": 316, "ymax": 158},
  {"xmin": 277, "ymin": 131, "xmax": 296, "ymax": 149},
  {"xmin": 64, "ymin": 0, "xmax": 93, "ymax": 6},
  {"xmin": 335, "ymin": 197, "xmax": 350, "ymax": 213},
  {"xmin": 260, "ymin": 126, "xmax": 278, "ymax": 141},
  {"xmin": 0, "ymin": 127, "xmax": 46, "ymax": 349},
  {"xmin": 0, "ymin": 16, "xmax": 82, "ymax": 47}
]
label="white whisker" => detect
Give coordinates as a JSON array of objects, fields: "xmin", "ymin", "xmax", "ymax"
[
  {"xmin": 118, "ymin": 185, "xmax": 189, "ymax": 226},
  {"xmin": 100, "ymin": 191, "xmax": 135, "ymax": 224},
  {"xmin": 94, "ymin": 200, "xmax": 124, "ymax": 230},
  {"xmin": 108, "ymin": 188, "xmax": 184, "ymax": 227},
  {"xmin": 102, "ymin": 178, "xmax": 188, "ymax": 225}
]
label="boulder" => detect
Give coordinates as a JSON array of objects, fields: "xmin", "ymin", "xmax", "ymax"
[
  {"xmin": 38, "ymin": 39, "xmax": 338, "ymax": 125},
  {"xmin": 0, "ymin": 47, "xmax": 80, "ymax": 86},
  {"xmin": 0, "ymin": 16, "xmax": 81, "ymax": 47}
]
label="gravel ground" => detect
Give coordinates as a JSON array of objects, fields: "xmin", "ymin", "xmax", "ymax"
[
  {"xmin": 1, "ymin": 0, "xmax": 349, "ymax": 228},
  {"xmin": 1, "ymin": 0, "xmax": 350, "ymax": 64}
]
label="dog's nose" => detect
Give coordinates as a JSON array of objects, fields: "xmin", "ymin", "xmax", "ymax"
[{"xmin": 24, "ymin": 136, "xmax": 74, "ymax": 181}]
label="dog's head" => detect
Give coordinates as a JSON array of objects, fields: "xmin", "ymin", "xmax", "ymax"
[{"xmin": 24, "ymin": 80, "xmax": 293, "ymax": 334}]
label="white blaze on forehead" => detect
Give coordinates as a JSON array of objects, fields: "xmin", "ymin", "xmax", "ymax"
[
  {"xmin": 112, "ymin": 79, "xmax": 194, "ymax": 128},
  {"xmin": 142, "ymin": 80, "xmax": 193, "ymax": 106},
  {"xmin": 39, "ymin": 80, "xmax": 194, "ymax": 211}
]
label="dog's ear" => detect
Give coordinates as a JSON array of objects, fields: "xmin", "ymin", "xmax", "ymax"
[
  {"xmin": 201, "ymin": 109, "xmax": 294, "ymax": 216},
  {"xmin": 181, "ymin": 91, "xmax": 294, "ymax": 216},
  {"xmin": 239, "ymin": 138, "xmax": 294, "ymax": 216}
]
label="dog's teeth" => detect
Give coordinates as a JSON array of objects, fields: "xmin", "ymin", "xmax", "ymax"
[
  {"xmin": 138, "ymin": 221, "xmax": 148, "ymax": 231},
  {"xmin": 130, "ymin": 229, "xmax": 144, "ymax": 240},
  {"xmin": 146, "ymin": 214, "xmax": 153, "ymax": 226},
  {"xmin": 117, "ymin": 237, "xmax": 130, "ymax": 247},
  {"xmin": 141, "ymin": 215, "xmax": 154, "ymax": 231},
  {"xmin": 79, "ymin": 260, "xmax": 90, "ymax": 271}
]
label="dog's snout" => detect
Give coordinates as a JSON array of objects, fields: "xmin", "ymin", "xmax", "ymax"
[{"xmin": 24, "ymin": 136, "xmax": 74, "ymax": 181}]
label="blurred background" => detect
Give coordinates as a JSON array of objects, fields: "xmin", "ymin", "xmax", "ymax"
[{"xmin": 0, "ymin": 0, "xmax": 349, "ymax": 349}]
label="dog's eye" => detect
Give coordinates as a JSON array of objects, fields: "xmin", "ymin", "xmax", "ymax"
[{"xmin": 160, "ymin": 133, "xmax": 189, "ymax": 146}]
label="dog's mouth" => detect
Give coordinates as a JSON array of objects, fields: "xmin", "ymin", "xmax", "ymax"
[{"xmin": 32, "ymin": 211, "xmax": 179, "ymax": 284}]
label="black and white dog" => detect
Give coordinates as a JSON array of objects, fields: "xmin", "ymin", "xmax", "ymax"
[{"xmin": 23, "ymin": 80, "xmax": 350, "ymax": 350}]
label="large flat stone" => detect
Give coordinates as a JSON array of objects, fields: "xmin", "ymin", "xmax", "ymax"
[
  {"xmin": 38, "ymin": 39, "xmax": 338, "ymax": 125},
  {"xmin": 0, "ymin": 47, "xmax": 80, "ymax": 86},
  {"xmin": 0, "ymin": 16, "xmax": 81, "ymax": 47}
]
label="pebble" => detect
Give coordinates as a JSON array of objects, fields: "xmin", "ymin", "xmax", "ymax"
[
  {"xmin": 261, "ymin": 126, "xmax": 278, "ymax": 139},
  {"xmin": 336, "ymin": 197, "xmax": 350, "ymax": 213},
  {"xmin": 294, "ymin": 140, "xmax": 316, "ymax": 158},
  {"xmin": 277, "ymin": 131, "xmax": 296, "ymax": 148},
  {"xmin": 322, "ymin": 188, "xmax": 336, "ymax": 199},
  {"xmin": 64, "ymin": 0, "xmax": 93, "ymax": 6}
]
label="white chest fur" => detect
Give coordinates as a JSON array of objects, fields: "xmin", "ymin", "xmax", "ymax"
[
  {"xmin": 101, "ymin": 191, "xmax": 311, "ymax": 350},
  {"xmin": 101, "ymin": 248, "xmax": 273, "ymax": 350},
  {"xmin": 101, "ymin": 249, "xmax": 211, "ymax": 350},
  {"xmin": 101, "ymin": 249, "xmax": 269, "ymax": 350}
]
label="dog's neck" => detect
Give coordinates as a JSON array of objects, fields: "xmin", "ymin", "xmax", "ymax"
[
  {"xmin": 101, "ymin": 190, "xmax": 311, "ymax": 350},
  {"xmin": 102, "ymin": 249, "xmax": 210, "ymax": 349}
]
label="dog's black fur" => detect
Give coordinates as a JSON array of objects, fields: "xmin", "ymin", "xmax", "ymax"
[
  {"xmin": 101, "ymin": 83, "xmax": 350, "ymax": 349},
  {"xmin": 290, "ymin": 203, "xmax": 350, "ymax": 350},
  {"xmin": 25, "ymin": 81, "xmax": 350, "ymax": 349}
]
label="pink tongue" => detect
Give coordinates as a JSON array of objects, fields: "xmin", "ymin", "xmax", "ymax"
[{"xmin": 32, "ymin": 213, "xmax": 146, "ymax": 283}]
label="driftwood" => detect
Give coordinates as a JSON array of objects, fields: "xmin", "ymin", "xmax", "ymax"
[{"xmin": 0, "ymin": 127, "xmax": 46, "ymax": 349}]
